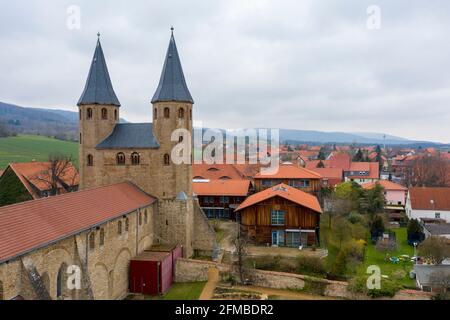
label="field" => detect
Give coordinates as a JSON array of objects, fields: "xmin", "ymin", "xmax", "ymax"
[{"xmin": 0, "ymin": 135, "xmax": 78, "ymax": 169}]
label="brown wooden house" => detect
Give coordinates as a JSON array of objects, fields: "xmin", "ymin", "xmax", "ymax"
[
  {"xmin": 235, "ymin": 183, "xmax": 322, "ymax": 247},
  {"xmin": 253, "ymin": 164, "xmax": 322, "ymax": 196},
  {"xmin": 193, "ymin": 179, "xmax": 251, "ymax": 220}
]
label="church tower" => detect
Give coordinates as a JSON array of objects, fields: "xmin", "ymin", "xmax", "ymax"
[
  {"xmin": 152, "ymin": 28, "xmax": 194, "ymax": 200},
  {"xmin": 78, "ymin": 35, "xmax": 121, "ymax": 189},
  {"xmin": 151, "ymin": 29, "xmax": 196, "ymax": 257}
]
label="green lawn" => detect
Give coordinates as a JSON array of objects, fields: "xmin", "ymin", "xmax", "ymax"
[
  {"xmin": 0, "ymin": 135, "xmax": 78, "ymax": 169},
  {"xmin": 146, "ymin": 282, "xmax": 207, "ymax": 300},
  {"xmin": 358, "ymin": 228, "xmax": 415, "ymax": 287}
]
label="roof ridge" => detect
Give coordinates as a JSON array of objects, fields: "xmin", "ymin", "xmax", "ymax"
[{"xmin": 0, "ymin": 181, "xmax": 132, "ymax": 210}]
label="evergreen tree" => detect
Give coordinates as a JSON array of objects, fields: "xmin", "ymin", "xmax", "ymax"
[
  {"xmin": 353, "ymin": 148, "xmax": 364, "ymax": 162},
  {"xmin": 317, "ymin": 160, "xmax": 325, "ymax": 168}
]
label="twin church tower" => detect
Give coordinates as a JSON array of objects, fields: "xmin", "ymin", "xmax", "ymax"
[{"xmin": 77, "ymin": 30, "xmax": 210, "ymax": 256}]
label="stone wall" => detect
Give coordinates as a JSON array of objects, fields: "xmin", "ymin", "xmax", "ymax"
[
  {"xmin": 192, "ymin": 200, "xmax": 217, "ymax": 253},
  {"xmin": 0, "ymin": 204, "xmax": 154, "ymax": 300},
  {"xmin": 174, "ymin": 258, "xmax": 430, "ymax": 300}
]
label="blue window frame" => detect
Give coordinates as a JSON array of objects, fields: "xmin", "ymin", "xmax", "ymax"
[
  {"xmin": 271, "ymin": 210, "xmax": 285, "ymax": 226},
  {"xmin": 272, "ymin": 230, "xmax": 285, "ymax": 246}
]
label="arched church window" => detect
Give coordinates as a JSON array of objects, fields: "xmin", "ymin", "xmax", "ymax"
[
  {"xmin": 164, "ymin": 107, "xmax": 170, "ymax": 118},
  {"xmin": 0, "ymin": 280, "xmax": 3, "ymax": 300},
  {"xmin": 178, "ymin": 108, "xmax": 185, "ymax": 119},
  {"xmin": 114, "ymin": 109, "xmax": 118, "ymax": 121},
  {"xmin": 116, "ymin": 153, "xmax": 126, "ymax": 165},
  {"xmin": 79, "ymin": 109, "xmax": 82, "ymax": 120},
  {"xmin": 118, "ymin": 220, "xmax": 123, "ymax": 235},
  {"xmin": 101, "ymin": 108, "xmax": 108, "ymax": 120},
  {"xmin": 89, "ymin": 233, "xmax": 95, "ymax": 250},
  {"xmin": 87, "ymin": 108, "xmax": 93, "ymax": 119},
  {"xmin": 79, "ymin": 133, "xmax": 82, "ymax": 144},
  {"xmin": 125, "ymin": 218, "xmax": 129, "ymax": 232},
  {"xmin": 144, "ymin": 210, "xmax": 148, "ymax": 224},
  {"xmin": 87, "ymin": 154, "xmax": 93, "ymax": 166},
  {"xmin": 56, "ymin": 264, "xmax": 67, "ymax": 299},
  {"xmin": 99, "ymin": 228, "xmax": 105, "ymax": 246},
  {"xmin": 154, "ymin": 108, "xmax": 157, "ymax": 119},
  {"xmin": 164, "ymin": 154, "xmax": 170, "ymax": 166},
  {"xmin": 190, "ymin": 108, "xmax": 192, "ymax": 120},
  {"xmin": 131, "ymin": 152, "xmax": 140, "ymax": 165},
  {"xmin": 179, "ymin": 135, "xmax": 184, "ymax": 143}
]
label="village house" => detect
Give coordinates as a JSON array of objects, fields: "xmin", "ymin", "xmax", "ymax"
[
  {"xmin": 253, "ymin": 164, "xmax": 322, "ymax": 196},
  {"xmin": 343, "ymin": 162, "xmax": 379, "ymax": 185},
  {"xmin": 423, "ymin": 223, "xmax": 450, "ymax": 240},
  {"xmin": 362, "ymin": 180, "xmax": 407, "ymax": 206},
  {"xmin": 0, "ymin": 161, "xmax": 79, "ymax": 207},
  {"xmin": 308, "ymin": 167, "xmax": 343, "ymax": 187},
  {"xmin": 406, "ymin": 187, "xmax": 450, "ymax": 222},
  {"xmin": 235, "ymin": 184, "xmax": 322, "ymax": 247},
  {"xmin": 193, "ymin": 179, "xmax": 251, "ymax": 220}
]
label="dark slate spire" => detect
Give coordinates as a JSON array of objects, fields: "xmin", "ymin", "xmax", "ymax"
[
  {"xmin": 77, "ymin": 34, "xmax": 121, "ymax": 107},
  {"xmin": 151, "ymin": 28, "xmax": 194, "ymax": 104}
]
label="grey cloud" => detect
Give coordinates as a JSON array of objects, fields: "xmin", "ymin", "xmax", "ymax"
[{"xmin": 0, "ymin": 0, "xmax": 449, "ymax": 142}]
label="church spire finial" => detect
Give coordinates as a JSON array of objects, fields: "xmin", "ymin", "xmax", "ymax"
[
  {"xmin": 97, "ymin": 32, "xmax": 101, "ymax": 39},
  {"xmin": 170, "ymin": 26, "xmax": 174, "ymax": 36},
  {"xmin": 151, "ymin": 30, "xmax": 193, "ymax": 104}
]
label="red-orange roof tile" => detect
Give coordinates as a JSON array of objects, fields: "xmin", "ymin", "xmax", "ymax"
[
  {"xmin": 193, "ymin": 180, "xmax": 250, "ymax": 196},
  {"xmin": 362, "ymin": 180, "xmax": 407, "ymax": 191},
  {"xmin": 236, "ymin": 183, "xmax": 322, "ymax": 213},
  {"xmin": 8, "ymin": 162, "xmax": 79, "ymax": 199},
  {"xmin": 0, "ymin": 182, "xmax": 156, "ymax": 263},
  {"xmin": 254, "ymin": 164, "xmax": 322, "ymax": 179},
  {"xmin": 193, "ymin": 164, "xmax": 244, "ymax": 180}
]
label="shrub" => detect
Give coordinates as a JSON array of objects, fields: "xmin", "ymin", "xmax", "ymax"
[
  {"xmin": 344, "ymin": 240, "xmax": 365, "ymax": 262},
  {"xmin": 330, "ymin": 249, "xmax": 348, "ymax": 277},
  {"xmin": 392, "ymin": 270, "xmax": 407, "ymax": 281},
  {"xmin": 347, "ymin": 212, "xmax": 363, "ymax": 224},
  {"xmin": 297, "ymin": 256, "xmax": 326, "ymax": 276}
]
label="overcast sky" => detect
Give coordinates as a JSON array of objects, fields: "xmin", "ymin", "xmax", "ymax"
[{"xmin": 0, "ymin": 1, "xmax": 450, "ymax": 142}]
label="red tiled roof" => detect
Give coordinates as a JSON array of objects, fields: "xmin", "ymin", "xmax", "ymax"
[
  {"xmin": 0, "ymin": 182, "xmax": 156, "ymax": 263},
  {"xmin": 362, "ymin": 180, "xmax": 407, "ymax": 191},
  {"xmin": 349, "ymin": 162, "xmax": 370, "ymax": 171},
  {"xmin": 193, "ymin": 180, "xmax": 250, "ymax": 196},
  {"xmin": 308, "ymin": 168, "xmax": 343, "ymax": 187},
  {"xmin": 236, "ymin": 183, "xmax": 322, "ymax": 213},
  {"xmin": 409, "ymin": 187, "xmax": 450, "ymax": 211},
  {"xmin": 232, "ymin": 164, "xmax": 264, "ymax": 178},
  {"xmin": 308, "ymin": 167, "xmax": 343, "ymax": 179},
  {"xmin": 254, "ymin": 164, "xmax": 322, "ymax": 179},
  {"xmin": 8, "ymin": 162, "xmax": 79, "ymax": 199},
  {"xmin": 327, "ymin": 153, "xmax": 351, "ymax": 170},
  {"xmin": 193, "ymin": 164, "xmax": 244, "ymax": 180}
]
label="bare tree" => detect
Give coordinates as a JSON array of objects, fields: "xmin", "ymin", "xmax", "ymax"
[
  {"xmin": 33, "ymin": 154, "xmax": 78, "ymax": 196},
  {"xmin": 418, "ymin": 236, "xmax": 450, "ymax": 265},
  {"xmin": 232, "ymin": 227, "xmax": 251, "ymax": 284},
  {"xmin": 407, "ymin": 155, "xmax": 450, "ymax": 187},
  {"xmin": 429, "ymin": 271, "xmax": 450, "ymax": 300}
]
